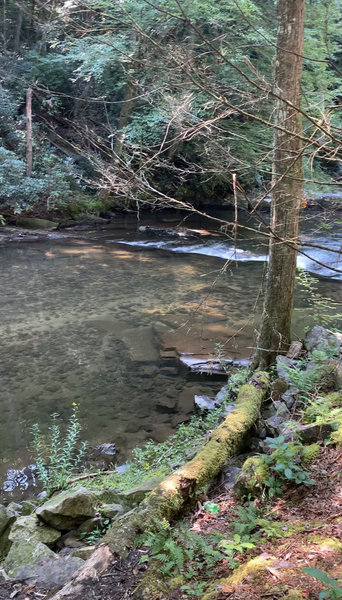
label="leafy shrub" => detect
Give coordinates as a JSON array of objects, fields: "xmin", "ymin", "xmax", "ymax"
[
  {"xmin": 137, "ymin": 523, "xmax": 224, "ymax": 578},
  {"xmin": 303, "ymin": 567, "xmax": 342, "ymax": 599},
  {"xmin": 263, "ymin": 436, "xmax": 314, "ymax": 497},
  {"xmin": 30, "ymin": 404, "xmax": 87, "ymax": 495}
]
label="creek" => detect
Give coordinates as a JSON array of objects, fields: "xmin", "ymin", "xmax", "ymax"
[{"xmin": 0, "ymin": 209, "xmax": 341, "ymax": 498}]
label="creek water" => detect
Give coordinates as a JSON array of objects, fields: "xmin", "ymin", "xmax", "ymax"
[{"xmin": 0, "ymin": 209, "xmax": 341, "ymax": 497}]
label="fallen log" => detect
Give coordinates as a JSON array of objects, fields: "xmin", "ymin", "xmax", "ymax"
[
  {"xmin": 103, "ymin": 371, "xmax": 269, "ymax": 556},
  {"xmin": 49, "ymin": 371, "xmax": 268, "ymax": 599}
]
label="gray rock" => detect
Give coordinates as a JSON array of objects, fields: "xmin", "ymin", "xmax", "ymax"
[
  {"xmin": 95, "ymin": 475, "xmax": 165, "ymax": 509},
  {"xmin": 297, "ymin": 423, "xmax": 334, "ymax": 443},
  {"xmin": 282, "ymin": 386, "xmax": 298, "ymax": 409},
  {"xmin": 100, "ymin": 503, "xmax": 125, "ymax": 519},
  {"xmin": 0, "ymin": 568, "xmax": 10, "ymax": 581},
  {"xmin": 276, "ymin": 356, "xmax": 296, "ymax": 382},
  {"xmin": 265, "ymin": 401, "xmax": 291, "ymax": 435},
  {"xmin": 36, "ymin": 487, "xmax": 97, "ymax": 530},
  {"xmin": 72, "ymin": 546, "xmax": 96, "ymax": 560},
  {"xmin": 0, "ymin": 504, "xmax": 16, "ymax": 537},
  {"xmin": 305, "ymin": 326, "xmax": 342, "ymax": 354},
  {"xmin": 0, "ymin": 504, "xmax": 16, "ymax": 556},
  {"xmin": 77, "ymin": 517, "xmax": 105, "ymax": 535},
  {"xmin": 57, "ymin": 530, "xmax": 83, "ymax": 549},
  {"xmin": 4, "ymin": 540, "xmax": 57, "ymax": 578},
  {"xmin": 6, "ymin": 502, "xmax": 23, "ymax": 517},
  {"xmin": 270, "ymin": 378, "xmax": 288, "ymax": 401},
  {"xmin": 9, "ymin": 515, "xmax": 61, "ymax": 546},
  {"xmin": 16, "ymin": 556, "xmax": 84, "ymax": 588},
  {"xmin": 194, "ymin": 395, "xmax": 216, "ymax": 411},
  {"xmin": 215, "ymin": 385, "xmax": 229, "ymax": 405}
]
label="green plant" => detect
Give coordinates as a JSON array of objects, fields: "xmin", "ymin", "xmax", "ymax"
[
  {"xmin": 296, "ymin": 269, "xmax": 342, "ymax": 330},
  {"xmin": 263, "ymin": 436, "xmax": 315, "ymax": 497},
  {"xmin": 303, "ymin": 567, "xmax": 342, "ymax": 599},
  {"xmin": 281, "ymin": 349, "xmax": 338, "ymax": 394},
  {"xmin": 218, "ymin": 534, "xmax": 255, "ymax": 568},
  {"xmin": 181, "ymin": 581, "xmax": 207, "ymax": 597},
  {"xmin": 30, "ymin": 403, "xmax": 87, "ymax": 495},
  {"xmin": 79, "ymin": 519, "xmax": 110, "ymax": 544},
  {"xmin": 136, "ymin": 524, "xmax": 224, "ymax": 578}
]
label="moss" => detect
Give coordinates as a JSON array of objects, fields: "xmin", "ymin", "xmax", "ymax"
[
  {"xmin": 134, "ymin": 568, "xmax": 169, "ymax": 599},
  {"xmin": 325, "ymin": 392, "xmax": 342, "ymax": 407},
  {"xmin": 307, "ymin": 535, "xmax": 342, "ymax": 552},
  {"xmin": 301, "ymin": 443, "xmax": 320, "ymax": 464},
  {"xmin": 283, "ymin": 590, "xmax": 304, "ymax": 600},
  {"xmin": 331, "ymin": 423, "xmax": 342, "ymax": 445},
  {"xmin": 103, "ymin": 373, "xmax": 269, "ymax": 555},
  {"xmin": 234, "ymin": 455, "xmax": 270, "ymax": 498},
  {"xmin": 201, "ymin": 555, "xmax": 277, "ymax": 598}
]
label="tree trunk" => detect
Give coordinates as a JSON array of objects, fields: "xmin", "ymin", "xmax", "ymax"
[
  {"xmin": 2, "ymin": 0, "xmax": 6, "ymax": 51},
  {"xmin": 26, "ymin": 87, "xmax": 33, "ymax": 177},
  {"xmin": 254, "ymin": 0, "xmax": 305, "ymax": 369},
  {"xmin": 113, "ymin": 82, "xmax": 136, "ymax": 159},
  {"xmin": 14, "ymin": 9, "xmax": 23, "ymax": 52}
]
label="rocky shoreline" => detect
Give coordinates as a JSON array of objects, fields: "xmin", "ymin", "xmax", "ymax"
[{"xmin": 0, "ymin": 325, "xmax": 341, "ymax": 598}]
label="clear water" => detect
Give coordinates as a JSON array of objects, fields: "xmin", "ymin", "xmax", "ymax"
[{"xmin": 0, "ymin": 210, "xmax": 341, "ymax": 493}]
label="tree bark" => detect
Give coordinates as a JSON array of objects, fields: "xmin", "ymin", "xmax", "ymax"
[
  {"xmin": 113, "ymin": 82, "xmax": 136, "ymax": 159},
  {"xmin": 254, "ymin": 0, "xmax": 305, "ymax": 369},
  {"xmin": 26, "ymin": 87, "xmax": 33, "ymax": 177},
  {"xmin": 14, "ymin": 8, "xmax": 23, "ymax": 52}
]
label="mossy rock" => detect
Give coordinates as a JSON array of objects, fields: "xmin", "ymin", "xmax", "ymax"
[
  {"xmin": 301, "ymin": 443, "xmax": 320, "ymax": 464},
  {"xmin": 4, "ymin": 540, "xmax": 56, "ymax": 578},
  {"xmin": 16, "ymin": 217, "xmax": 58, "ymax": 229},
  {"xmin": 36, "ymin": 487, "xmax": 97, "ymax": 530},
  {"xmin": 233, "ymin": 455, "xmax": 269, "ymax": 498},
  {"xmin": 9, "ymin": 515, "xmax": 61, "ymax": 545}
]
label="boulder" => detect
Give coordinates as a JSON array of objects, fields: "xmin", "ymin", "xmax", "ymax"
[
  {"xmin": 276, "ymin": 356, "xmax": 296, "ymax": 382},
  {"xmin": 0, "ymin": 504, "xmax": 16, "ymax": 556},
  {"xmin": 297, "ymin": 423, "xmax": 334, "ymax": 443},
  {"xmin": 215, "ymin": 385, "xmax": 229, "ymax": 405},
  {"xmin": 36, "ymin": 488, "xmax": 97, "ymax": 530},
  {"xmin": 16, "ymin": 555, "xmax": 84, "ymax": 588},
  {"xmin": 9, "ymin": 515, "xmax": 61, "ymax": 546},
  {"xmin": 100, "ymin": 503, "xmax": 125, "ymax": 519},
  {"xmin": 304, "ymin": 326, "xmax": 342, "ymax": 354},
  {"xmin": 4, "ymin": 540, "xmax": 57, "ymax": 578},
  {"xmin": 0, "ymin": 504, "xmax": 16, "ymax": 537},
  {"xmin": 95, "ymin": 476, "xmax": 165, "ymax": 509},
  {"xmin": 77, "ymin": 517, "xmax": 105, "ymax": 535}
]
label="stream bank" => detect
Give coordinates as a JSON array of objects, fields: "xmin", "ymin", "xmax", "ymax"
[{"xmin": 0, "ymin": 326, "xmax": 341, "ymax": 599}]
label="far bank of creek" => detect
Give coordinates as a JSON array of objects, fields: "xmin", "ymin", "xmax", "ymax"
[{"xmin": 0, "ymin": 208, "xmax": 341, "ymax": 501}]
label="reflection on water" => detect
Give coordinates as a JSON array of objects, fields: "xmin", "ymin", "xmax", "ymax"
[{"xmin": 0, "ymin": 210, "xmax": 341, "ymax": 493}]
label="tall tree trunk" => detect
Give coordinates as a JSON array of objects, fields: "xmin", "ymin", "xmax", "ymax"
[
  {"xmin": 2, "ymin": 0, "xmax": 6, "ymax": 51},
  {"xmin": 14, "ymin": 9, "xmax": 23, "ymax": 52},
  {"xmin": 254, "ymin": 0, "xmax": 305, "ymax": 369},
  {"xmin": 26, "ymin": 87, "xmax": 33, "ymax": 177}
]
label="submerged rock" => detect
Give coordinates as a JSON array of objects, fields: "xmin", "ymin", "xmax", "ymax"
[{"xmin": 36, "ymin": 487, "xmax": 97, "ymax": 530}]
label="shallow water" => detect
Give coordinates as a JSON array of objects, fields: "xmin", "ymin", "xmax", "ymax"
[{"xmin": 0, "ymin": 210, "xmax": 341, "ymax": 495}]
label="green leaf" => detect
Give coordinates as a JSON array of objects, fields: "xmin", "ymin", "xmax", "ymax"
[{"xmin": 203, "ymin": 502, "xmax": 220, "ymax": 514}]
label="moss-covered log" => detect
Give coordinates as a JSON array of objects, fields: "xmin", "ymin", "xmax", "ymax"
[{"xmin": 103, "ymin": 371, "xmax": 269, "ymax": 556}]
